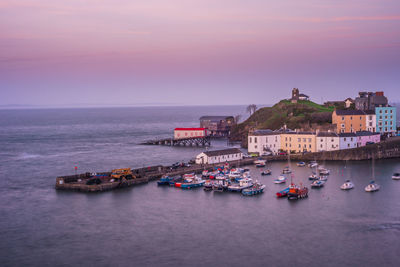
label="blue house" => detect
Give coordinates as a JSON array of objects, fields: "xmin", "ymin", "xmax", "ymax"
[{"xmin": 375, "ymin": 106, "xmax": 397, "ymax": 135}]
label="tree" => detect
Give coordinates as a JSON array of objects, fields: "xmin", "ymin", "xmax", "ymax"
[
  {"xmin": 234, "ymin": 114, "xmax": 241, "ymax": 124},
  {"xmin": 247, "ymin": 104, "xmax": 257, "ymax": 115}
]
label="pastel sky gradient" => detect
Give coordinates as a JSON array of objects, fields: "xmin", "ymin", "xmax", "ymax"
[{"xmin": 1, "ymin": 0, "xmax": 400, "ymax": 106}]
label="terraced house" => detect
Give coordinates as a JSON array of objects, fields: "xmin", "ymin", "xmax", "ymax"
[
  {"xmin": 280, "ymin": 132, "xmax": 316, "ymax": 153},
  {"xmin": 248, "ymin": 130, "xmax": 282, "ymax": 155},
  {"xmin": 332, "ymin": 109, "xmax": 367, "ymax": 133},
  {"xmin": 375, "ymin": 105, "xmax": 397, "ymax": 135}
]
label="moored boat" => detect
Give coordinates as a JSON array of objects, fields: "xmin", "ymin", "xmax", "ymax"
[
  {"xmin": 392, "ymin": 173, "xmax": 400, "ymax": 180},
  {"xmin": 203, "ymin": 180, "xmax": 214, "ymax": 191},
  {"xmin": 365, "ymin": 181, "xmax": 380, "ymax": 192},
  {"xmin": 276, "ymin": 187, "xmax": 290, "ymax": 198},
  {"xmin": 157, "ymin": 175, "xmax": 173, "ymax": 186},
  {"xmin": 309, "ymin": 173, "xmax": 319, "ymax": 180},
  {"xmin": 340, "ymin": 180, "xmax": 354, "ymax": 190},
  {"xmin": 254, "ymin": 159, "xmax": 266, "ymax": 168},
  {"xmin": 242, "ymin": 181, "xmax": 266, "ymax": 196},
  {"xmin": 274, "ymin": 175, "xmax": 287, "ymax": 184},
  {"xmin": 228, "ymin": 178, "xmax": 253, "ymax": 192},
  {"xmin": 318, "ymin": 166, "xmax": 330, "ymax": 175},
  {"xmin": 311, "ymin": 179, "xmax": 325, "ymax": 188},
  {"xmin": 261, "ymin": 169, "xmax": 272, "ymax": 176},
  {"xmin": 308, "ymin": 161, "xmax": 318, "ymax": 168},
  {"xmin": 175, "ymin": 175, "xmax": 205, "ymax": 189},
  {"xmin": 287, "ymin": 183, "xmax": 308, "ymax": 200},
  {"xmin": 282, "ymin": 166, "xmax": 292, "ymax": 174},
  {"xmin": 297, "ymin": 162, "xmax": 306, "ymax": 167}
]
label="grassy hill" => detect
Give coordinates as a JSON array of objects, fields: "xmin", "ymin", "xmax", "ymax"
[{"xmin": 230, "ymin": 100, "xmax": 334, "ymax": 145}]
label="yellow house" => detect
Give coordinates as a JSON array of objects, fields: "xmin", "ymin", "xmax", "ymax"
[
  {"xmin": 280, "ymin": 132, "xmax": 317, "ymax": 153},
  {"xmin": 332, "ymin": 110, "xmax": 367, "ymax": 133}
]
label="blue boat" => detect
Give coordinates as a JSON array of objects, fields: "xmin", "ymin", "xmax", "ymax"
[
  {"xmin": 276, "ymin": 187, "xmax": 290, "ymax": 198},
  {"xmin": 175, "ymin": 175, "xmax": 205, "ymax": 189},
  {"xmin": 311, "ymin": 179, "xmax": 325, "ymax": 188},
  {"xmin": 242, "ymin": 182, "xmax": 266, "ymax": 196},
  {"xmin": 157, "ymin": 175, "xmax": 174, "ymax": 186}
]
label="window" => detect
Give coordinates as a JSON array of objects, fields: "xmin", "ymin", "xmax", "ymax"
[
  {"xmin": 299, "ymin": 144, "xmax": 301, "ymax": 148},
  {"xmin": 344, "ymin": 138, "xmax": 347, "ymax": 141},
  {"xmin": 266, "ymin": 137, "xmax": 268, "ymax": 143},
  {"xmin": 298, "ymin": 138, "xmax": 301, "ymax": 142},
  {"xmin": 369, "ymin": 116, "xmax": 372, "ymax": 120},
  {"xmin": 390, "ymin": 110, "xmax": 393, "ymax": 113},
  {"xmin": 320, "ymin": 144, "xmax": 323, "ymax": 148},
  {"xmin": 255, "ymin": 137, "xmax": 257, "ymax": 143},
  {"xmin": 308, "ymin": 138, "xmax": 311, "ymax": 142},
  {"xmin": 348, "ymin": 143, "xmax": 350, "ymax": 147},
  {"xmin": 303, "ymin": 138, "xmax": 306, "ymax": 142},
  {"xmin": 249, "ymin": 137, "xmax": 252, "ymax": 143},
  {"xmin": 385, "ymin": 116, "xmax": 387, "ymax": 119},
  {"xmin": 321, "ymin": 138, "xmax": 323, "ymax": 142},
  {"xmin": 304, "ymin": 144, "xmax": 306, "ymax": 148},
  {"xmin": 385, "ymin": 110, "xmax": 388, "ymax": 114},
  {"xmin": 360, "ymin": 116, "xmax": 362, "ymax": 120},
  {"xmin": 390, "ymin": 116, "xmax": 393, "ymax": 119},
  {"xmin": 331, "ymin": 139, "xmax": 334, "ymax": 142},
  {"xmin": 309, "ymin": 144, "xmax": 311, "ymax": 148},
  {"xmin": 285, "ymin": 137, "xmax": 287, "ymax": 141},
  {"xmin": 341, "ymin": 124, "xmax": 345, "ymax": 128},
  {"xmin": 254, "ymin": 145, "xmax": 257, "ymax": 149},
  {"xmin": 390, "ymin": 121, "xmax": 393, "ymax": 125},
  {"xmin": 341, "ymin": 116, "xmax": 344, "ymax": 120},
  {"xmin": 350, "ymin": 116, "xmax": 353, "ymax": 120},
  {"xmin": 351, "ymin": 138, "xmax": 353, "ymax": 141},
  {"xmin": 380, "ymin": 110, "xmax": 382, "ymax": 113},
  {"xmin": 385, "ymin": 121, "xmax": 388, "ymax": 125},
  {"xmin": 369, "ymin": 122, "xmax": 372, "ymax": 126},
  {"xmin": 289, "ymin": 137, "xmax": 292, "ymax": 141}
]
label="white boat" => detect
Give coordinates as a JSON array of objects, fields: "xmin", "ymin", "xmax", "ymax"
[
  {"xmin": 308, "ymin": 174, "xmax": 319, "ymax": 180},
  {"xmin": 365, "ymin": 181, "xmax": 380, "ymax": 192},
  {"xmin": 228, "ymin": 178, "xmax": 253, "ymax": 192},
  {"xmin": 274, "ymin": 175, "xmax": 287, "ymax": 184},
  {"xmin": 318, "ymin": 166, "xmax": 330, "ymax": 175},
  {"xmin": 392, "ymin": 173, "xmax": 400, "ymax": 180},
  {"xmin": 282, "ymin": 166, "xmax": 292, "ymax": 174},
  {"xmin": 297, "ymin": 162, "xmax": 306, "ymax": 167},
  {"xmin": 308, "ymin": 161, "xmax": 318, "ymax": 168},
  {"xmin": 340, "ymin": 180, "xmax": 354, "ymax": 190},
  {"xmin": 311, "ymin": 179, "xmax": 325, "ymax": 188}
]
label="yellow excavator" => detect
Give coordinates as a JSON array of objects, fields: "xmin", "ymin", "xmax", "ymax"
[{"xmin": 111, "ymin": 168, "xmax": 135, "ymax": 180}]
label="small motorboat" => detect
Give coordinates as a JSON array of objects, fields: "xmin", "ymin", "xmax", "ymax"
[
  {"xmin": 274, "ymin": 175, "xmax": 287, "ymax": 184},
  {"xmin": 308, "ymin": 173, "xmax": 319, "ymax": 180},
  {"xmin": 157, "ymin": 175, "xmax": 173, "ymax": 186},
  {"xmin": 202, "ymin": 170, "xmax": 210, "ymax": 178},
  {"xmin": 392, "ymin": 173, "xmax": 400, "ymax": 180},
  {"xmin": 276, "ymin": 187, "xmax": 290, "ymax": 198},
  {"xmin": 365, "ymin": 181, "xmax": 380, "ymax": 192},
  {"xmin": 287, "ymin": 183, "xmax": 308, "ymax": 200},
  {"xmin": 340, "ymin": 180, "xmax": 354, "ymax": 190},
  {"xmin": 261, "ymin": 169, "xmax": 272, "ymax": 176},
  {"xmin": 203, "ymin": 180, "xmax": 214, "ymax": 191},
  {"xmin": 175, "ymin": 175, "xmax": 205, "ymax": 189},
  {"xmin": 254, "ymin": 159, "xmax": 266, "ymax": 168},
  {"xmin": 319, "ymin": 176, "xmax": 328, "ymax": 181},
  {"xmin": 242, "ymin": 181, "xmax": 266, "ymax": 196},
  {"xmin": 318, "ymin": 167, "xmax": 330, "ymax": 175},
  {"xmin": 212, "ymin": 179, "xmax": 229, "ymax": 192},
  {"xmin": 311, "ymin": 179, "xmax": 325, "ymax": 188},
  {"xmin": 308, "ymin": 161, "xmax": 318, "ymax": 168},
  {"xmin": 297, "ymin": 162, "xmax": 306, "ymax": 167},
  {"xmin": 282, "ymin": 166, "xmax": 292, "ymax": 174},
  {"xmin": 228, "ymin": 178, "xmax": 253, "ymax": 192}
]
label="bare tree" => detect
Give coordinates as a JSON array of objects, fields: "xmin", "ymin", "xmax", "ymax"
[
  {"xmin": 234, "ymin": 114, "xmax": 241, "ymax": 124},
  {"xmin": 247, "ymin": 104, "xmax": 257, "ymax": 115}
]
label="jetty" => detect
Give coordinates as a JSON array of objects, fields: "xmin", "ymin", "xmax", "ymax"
[{"xmin": 141, "ymin": 136, "xmax": 211, "ymax": 146}]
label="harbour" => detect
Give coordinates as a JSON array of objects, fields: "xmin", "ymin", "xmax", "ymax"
[{"xmin": 2, "ymin": 106, "xmax": 400, "ymax": 267}]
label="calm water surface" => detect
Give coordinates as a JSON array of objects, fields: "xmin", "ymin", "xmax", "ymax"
[{"xmin": 0, "ymin": 106, "xmax": 400, "ymax": 267}]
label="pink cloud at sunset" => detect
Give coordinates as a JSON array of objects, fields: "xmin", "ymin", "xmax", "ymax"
[{"xmin": 1, "ymin": 0, "xmax": 399, "ymax": 106}]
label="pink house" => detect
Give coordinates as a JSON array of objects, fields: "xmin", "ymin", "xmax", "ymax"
[{"xmin": 356, "ymin": 131, "xmax": 380, "ymax": 147}]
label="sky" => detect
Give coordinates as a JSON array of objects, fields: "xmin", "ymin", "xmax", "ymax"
[{"xmin": 1, "ymin": 0, "xmax": 400, "ymax": 107}]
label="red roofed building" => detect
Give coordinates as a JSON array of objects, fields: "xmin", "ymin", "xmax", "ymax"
[{"xmin": 174, "ymin": 128, "xmax": 208, "ymax": 140}]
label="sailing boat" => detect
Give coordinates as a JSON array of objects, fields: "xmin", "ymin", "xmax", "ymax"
[
  {"xmin": 340, "ymin": 160, "xmax": 354, "ymax": 190},
  {"xmin": 365, "ymin": 155, "xmax": 380, "ymax": 192}
]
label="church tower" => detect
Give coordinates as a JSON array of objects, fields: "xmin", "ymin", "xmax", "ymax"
[{"xmin": 291, "ymin": 88, "xmax": 299, "ymax": 103}]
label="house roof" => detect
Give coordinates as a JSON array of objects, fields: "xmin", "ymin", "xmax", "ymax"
[
  {"xmin": 284, "ymin": 131, "xmax": 314, "ymax": 135},
  {"xmin": 299, "ymin": 93, "xmax": 309, "ymax": 97},
  {"xmin": 335, "ymin": 110, "xmax": 366, "ymax": 116},
  {"xmin": 250, "ymin": 129, "xmax": 283, "ymax": 136},
  {"xmin": 203, "ymin": 148, "xmax": 242, "ymax": 157},
  {"xmin": 339, "ymin": 133, "xmax": 357, "ymax": 137},
  {"xmin": 199, "ymin": 116, "xmax": 234, "ymax": 121},
  {"xmin": 317, "ymin": 132, "xmax": 338, "ymax": 137},
  {"xmin": 356, "ymin": 131, "xmax": 379, "ymax": 136},
  {"xmin": 345, "ymin": 98, "xmax": 354, "ymax": 102},
  {"xmin": 364, "ymin": 110, "xmax": 375, "ymax": 115},
  {"xmin": 175, "ymin": 128, "xmax": 206, "ymax": 131}
]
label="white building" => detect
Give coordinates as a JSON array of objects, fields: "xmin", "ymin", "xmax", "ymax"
[
  {"xmin": 248, "ymin": 130, "xmax": 282, "ymax": 155},
  {"xmin": 316, "ymin": 132, "xmax": 339, "ymax": 152},
  {"xmin": 339, "ymin": 133, "xmax": 357, "ymax": 150},
  {"xmin": 195, "ymin": 148, "xmax": 243, "ymax": 165},
  {"xmin": 365, "ymin": 111, "xmax": 376, "ymax": 132},
  {"xmin": 174, "ymin": 128, "xmax": 208, "ymax": 140}
]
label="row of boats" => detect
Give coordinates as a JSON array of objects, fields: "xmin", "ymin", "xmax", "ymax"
[{"xmin": 158, "ymin": 167, "xmax": 267, "ymax": 196}]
